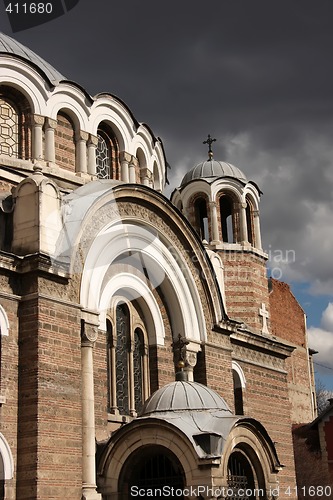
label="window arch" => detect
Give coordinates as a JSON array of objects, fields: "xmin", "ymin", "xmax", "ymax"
[
  {"xmin": 219, "ymin": 193, "xmax": 237, "ymax": 243},
  {"xmin": 232, "ymin": 361, "xmax": 246, "ymax": 415},
  {"xmin": 0, "ymin": 86, "xmax": 31, "ymax": 160},
  {"xmin": 246, "ymin": 195, "xmax": 255, "ymax": 246},
  {"xmin": 0, "ymin": 306, "xmax": 9, "ymax": 337},
  {"xmin": 96, "ymin": 123, "xmax": 119, "ymax": 179},
  {"xmin": 107, "ymin": 300, "xmax": 149, "ymax": 418},
  {"xmin": 194, "ymin": 196, "xmax": 209, "ymax": 241}
]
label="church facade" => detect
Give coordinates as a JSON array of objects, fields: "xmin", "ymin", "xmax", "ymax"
[{"xmin": 0, "ymin": 33, "xmax": 317, "ymax": 500}]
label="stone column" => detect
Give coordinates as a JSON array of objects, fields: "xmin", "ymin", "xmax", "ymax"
[
  {"xmin": 141, "ymin": 167, "xmax": 152, "ymax": 187},
  {"xmin": 239, "ymin": 202, "xmax": 248, "ymax": 243},
  {"xmin": 32, "ymin": 114, "xmax": 44, "ymax": 160},
  {"xmin": 44, "ymin": 117, "xmax": 57, "ymax": 163},
  {"xmin": 128, "ymin": 157, "xmax": 137, "ymax": 183},
  {"xmin": 87, "ymin": 134, "xmax": 98, "ymax": 176},
  {"xmin": 120, "ymin": 151, "xmax": 130, "ymax": 182},
  {"xmin": 76, "ymin": 130, "xmax": 89, "ymax": 174},
  {"xmin": 81, "ymin": 315, "xmax": 101, "ymax": 500},
  {"xmin": 253, "ymin": 209, "xmax": 262, "ymax": 249},
  {"xmin": 184, "ymin": 342, "xmax": 201, "ymax": 381},
  {"xmin": 209, "ymin": 201, "xmax": 220, "ymax": 244}
]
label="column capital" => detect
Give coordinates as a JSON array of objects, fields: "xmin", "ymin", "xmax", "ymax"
[
  {"xmin": 141, "ymin": 167, "xmax": 152, "ymax": 180},
  {"xmin": 88, "ymin": 134, "xmax": 98, "ymax": 147},
  {"xmin": 253, "ymin": 209, "xmax": 260, "ymax": 217},
  {"xmin": 75, "ymin": 130, "xmax": 89, "ymax": 142},
  {"xmin": 32, "ymin": 114, "xmax": 45, "ymax": 126},
  {"xmin": 129, "ymin": 155, "xmax": 139, "ymax": 168},
  {"xmin": 81, "ymin": 310, "xmax": 100, "ymax": 345},
  {"xmin": 119, "ymin": 150, "xmax": 132, "ymax": 163},
  {"xmin": 209, "ymin": 200, "xmax": 217, "ymax": 208},
  {"xmin": 45, "ymin": 117, "xmax": 57, "ymax": 130}
]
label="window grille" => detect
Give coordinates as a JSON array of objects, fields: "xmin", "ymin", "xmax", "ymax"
[
  {"xmin": 116, "ymin": 304, "xmax": 129, "ymax": 415},
  {"xmin": 0, "ymin": 99, "xmax": 18, "ymax": 157},
  {"xmin": 96, "ymin": 131, "xmax": 111, "ymax": 179}
]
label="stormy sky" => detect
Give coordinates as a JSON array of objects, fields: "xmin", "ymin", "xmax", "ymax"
[{"xmin": 1, "ymin": 0, "xmax": 333, "ymax": 389}]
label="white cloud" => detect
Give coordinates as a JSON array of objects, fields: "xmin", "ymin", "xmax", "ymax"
[{"xmin": 308, "ymin": 303, "xmax": 333, "ymax": 373}]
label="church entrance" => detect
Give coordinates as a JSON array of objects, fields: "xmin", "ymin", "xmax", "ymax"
[
  {"xmin": 119, "ymin": 445, "xmax": 185, "ymax": 500},
  {"xmin": 227, "ymin": 449, "xmax": 264, "ymax": 500}
]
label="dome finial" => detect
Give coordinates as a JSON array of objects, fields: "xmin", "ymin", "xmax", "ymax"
[{"xmin": 203, "ymin": 134, "xmax": 216, "ymax": 160}]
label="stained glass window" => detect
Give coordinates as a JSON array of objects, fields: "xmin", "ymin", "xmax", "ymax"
[
  {"xmin": 96, "ymin": 131, "xmax": 111, "ymax": 179},
  {"xmin": 116, "ymin": 304, "xmax": 129, "ymax": 415},
  {"xmin": 133, "ymin": 329, "xmax": 144, "ymax": 413},
  {"xmin": 0, "ymin": 98, "xmax": 18, "ymax": 157}
]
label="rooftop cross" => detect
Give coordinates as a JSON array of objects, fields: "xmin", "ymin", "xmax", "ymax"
[{"xmin": 203, "ymin": 134, "xmax": 216, "ymax": 160}]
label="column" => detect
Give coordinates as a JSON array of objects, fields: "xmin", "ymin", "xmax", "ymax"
[
  {"xmin": 128, "ymin": 156, "xmax": 137, "ymax": 183},
  {"xmin": 44, "ymin": 117, "xmax": 57, "ymax": 163},
  {"xmin": 184, "ymin": 351, "xmax": 198, "ymax": 382},
  {"xmin": 209, "ymin": 201, "xmax": 220, "ymax": 244},
  {"xmin": 81, "ymin": 317, "xmax": 101, "ymax": 500},
  {"xmin": 253, "ymin": 209, "xmax": 262, "ymax": 249},
  {"xmin": 119, "ymin": 151, "xmax": 130, "ymax": 182},
  {"xmin": 239, "ymin": 202, "xmax": 248, "ymax": 243},
  {"xmin": 32, "ymin": 114, "xmax": 44, "ymax": 160},
  {"xmin": 141, "ymin": 167, "xmax": 152, "ymax": 186},
  {"xmin": 87, "ymin": 134, "xmax": 98, "ymax": 176},
  {"xmin": 128, "ymin": 338, "xmax": 136, "ymax": 417},
  {"xmin": 76, "ymin": 130, "xmax": 88, "ymax": 174}
]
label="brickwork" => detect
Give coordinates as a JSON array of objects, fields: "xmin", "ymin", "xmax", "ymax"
[
  {"xmin": 220, "ymin": 249, "xmax": 270, "ymax": 332},
  {"xmin": 54, "ymin": 112, "xmax": 76, "ymax": 172},
  {"xmin": 269, "ymin": 278, "xmax": 314, "ymax": 423},
  {"xmin": 0, "ymin": 296, "xmax": 19, "ymax": 500}
]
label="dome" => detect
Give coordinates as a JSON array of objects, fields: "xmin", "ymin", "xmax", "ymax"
[
  {"xmin": 140, "ymin": 381, "xmax": 231, "ymax": 415},
  {"xmin": 181, "ymin": 159, "xmax": 247, "ymax": 187},
  {"xmin": 0, "ymin": 32, "xmax": 66, "ymax": 83}
]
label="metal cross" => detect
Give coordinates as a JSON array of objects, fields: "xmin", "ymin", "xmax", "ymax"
[{"xmin": 203, "ymin": 134, "xmax": 216, "ymax": 159}]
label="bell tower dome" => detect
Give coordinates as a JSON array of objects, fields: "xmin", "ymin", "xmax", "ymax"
[{"xmin": 171, "ymin": 137, "xmax": 270, "ymax": 334}]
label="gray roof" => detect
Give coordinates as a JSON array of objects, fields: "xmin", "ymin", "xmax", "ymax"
[
  {"xmin": 140, "ymin": 381, "xmax": 231, "ymax": 415},
  {"xmin": 181, "ymin": 159, "xmax": 247, "ymax": 187},
  {"xmin": 0, "ymin": 32, "xmax": 65, "ymax": 83}
]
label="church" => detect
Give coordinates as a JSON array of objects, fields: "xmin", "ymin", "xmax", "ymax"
[{"xmin": 0, "ymin": 32, "xmax": 319, "ymax": 499}]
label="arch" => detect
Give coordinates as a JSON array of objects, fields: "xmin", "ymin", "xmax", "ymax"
[
  {"xmin": 96, "ymin": 122, "xmax": 120, "ymax": 179},
  {"xmin": 0, "ymin": 305, "xmax": 9, "ymax": 337},
  {"xmin": 0, "ymin": 85, "xmax": 31, "ymax": 160},
  {"xmin": 0, "ymin": 433, "xmax": 14, "ymax": 480},
  {"xmin": 217, "ymin": 189, "xmax": 241, "ymax": 244},
  {"xmin": 232, "ymin": 361, "xmax": 246, "ymax": 416},
  {"xmin": 119, "ymin": 445, "xmax": 185, "ymax": 499}
]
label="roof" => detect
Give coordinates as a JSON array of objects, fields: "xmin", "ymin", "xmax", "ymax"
[
  {"xmin": 140, "ymin": 381, "xmax": 231, "ymax": 415},
  {"xmin": 0, "ymin": 32, "xmax": 65, "ymax": 83},
  {"xmin": 181, "ymin": 159, "xmax": 247, "ymax": 187}
]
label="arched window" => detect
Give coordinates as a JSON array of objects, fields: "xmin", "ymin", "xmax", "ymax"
[
  {"xmin": 0, "ymin": 86, "xmax": 31, "ymax": 160},
  {"xmin": 232, "ymin": 361, "xmax": 246, "ymax": 415},
  {"xmin": 119, "ymin": 446, "xmax": 185, "ymax": 499},
  {"xmin": 115, "ymin": 304, "xmax": 130, "ymax": 415},
  {"xmin": 227, "ymin": 450, "xmax": 256, "ymax": 499},
  {"xmin": 133, "ymin": 328, "xmax": 144, "ymax": 414},
  {"xmin": 0, "ymin": 98, "xmax": 18, "ymax": 157},
  {"xmin": 194, "ymin": 197, "xmax": 209, "ymax": 241},
  {"xmin": 246, "ymin": 196, "xmax": 255, "ymax": 246},
  {"xmin": 96, "ymin": 124, "xmax": 119, "ymax": 179},
  {"xmin": 96, "ymin": 130, "xmax": 111, "ymax": 179},
  {"xmin": 107, "ymin": 301, "xmax": 149, "ymax": 418},
  {"xmin": 220, "ymin": 194, "xmax": 235, "ymax": 243}
]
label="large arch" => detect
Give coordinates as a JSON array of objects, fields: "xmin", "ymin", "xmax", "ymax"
[{"xmin": 0, "ymin": 433, "xmax": 14, "ymax": 480}]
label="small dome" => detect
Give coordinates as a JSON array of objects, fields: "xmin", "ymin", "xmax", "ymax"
[
  {"xmin": 181, "ymin": 159, "xmax": 247, "ymax": 187},
  {"xmin": 0, "ymin": 32, "xmax": 66, "ymax": 83},
  {"xmin": 140, "ymin": 381, "xmax": 231, "ymax": 415}
]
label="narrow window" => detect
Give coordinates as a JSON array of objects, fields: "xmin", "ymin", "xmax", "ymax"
[
  {"xmin": 194, "ymin": 197, "xmax": 209, "ymax": 241},
  {"xmin": 133, "ymin": 328, "xmax": 144, "ymax": 413},
  {"xmin": 0, "ymin": 98, "xmax": 19, "ymax": 157},
  {"xmin": 220, "ymin": 195, "xmax": 234, "ymax": 243},
  {"xmin": 96, "ymin": 130, "xmax": 111, "ymax": 179},
  {"xmin": 233, "ymin": 369, "xmax": 244, "ymax": 415},
  {"xmin": 115, "ymin": 304, "xmax": 129, "ymax": 415},
  {"xmin": 246, "ymin": 196, "xmax": 255, "ymax": 245}
]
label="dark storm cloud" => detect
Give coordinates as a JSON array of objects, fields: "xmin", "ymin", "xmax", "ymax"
[{"xmin": 1, "ymin": 0, "xmax": 333, "ymax": 293}]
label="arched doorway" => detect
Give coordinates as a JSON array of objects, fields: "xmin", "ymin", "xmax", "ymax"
[
  {"xmin": 227, "ymin": 447, "xmax": 265, "ymax": 500},
  {"xmin": 119, "ymin": 445, "xmax": 185, "ymax": 499}
]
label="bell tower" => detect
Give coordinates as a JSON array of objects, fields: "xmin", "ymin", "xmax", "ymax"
[{"xmin": 171, "ymin": 137, "xmax": 270, "ymax": 334}]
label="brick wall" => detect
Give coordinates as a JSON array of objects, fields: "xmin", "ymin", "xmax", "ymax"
[
  {"xmin": 54, "ymin": 112, "xmax": 76, "ymax": 172},
  {"xmin": 219, "ymin": 249, "xmax": 270, "ymax": 332}
]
